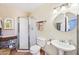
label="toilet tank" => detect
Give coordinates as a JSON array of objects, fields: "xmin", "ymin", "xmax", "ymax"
[{"xmin": 37, "ymin": 37, "xmax": 46, "ymax": 47}]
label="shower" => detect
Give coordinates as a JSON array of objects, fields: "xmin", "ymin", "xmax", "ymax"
[{"xmin": 17, "ymin": 16, "xmax": 37, "ymax": 50}]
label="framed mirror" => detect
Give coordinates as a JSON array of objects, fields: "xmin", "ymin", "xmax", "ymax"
[
  {"xmin": 54, "ymin": 12, "xmax": 77, "ymax": 32},
  {"xmin": 3, "ymin": 17, "xmax": 14, "ymax": 30}
]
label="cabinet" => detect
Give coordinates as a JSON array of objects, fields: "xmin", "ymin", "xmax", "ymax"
[{"xmin": 0, "ymin": 35, "xmax": 17, "ymax": 49}]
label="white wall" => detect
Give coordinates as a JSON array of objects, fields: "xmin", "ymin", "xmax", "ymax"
[
  {"xmin": 32, "ymin": 4, "xmax": 78, "ymax": 55},
  {"xmin": 0, "ymin": 5, "xmax": 26, "ymax": 35},
  {"xmin": 0, "ymin": 5, "xmax": 27, "ymax": 49}
]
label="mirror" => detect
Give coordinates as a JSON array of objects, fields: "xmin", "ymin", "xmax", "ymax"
[{"xmin": 54, "ymin": 12, "xmax": 77, "ymax": 32}]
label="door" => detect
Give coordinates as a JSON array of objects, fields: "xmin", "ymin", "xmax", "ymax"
[
  {"xmin": 19, "ymin": 17, "xmax": 28, "ymax": 49},
  {"xmin": 29, "ymin": 18, "xmax": 37, "ymax": 47}
]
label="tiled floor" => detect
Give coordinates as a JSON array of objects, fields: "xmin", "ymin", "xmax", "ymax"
[
  {"xmin": 0, "ymin": 48, "xmax": 45, "ymax": 55},
  {"xmin": 0, "ymin": 48, "xmax": 11, "ymax": 55},
  {"xmin": 0, "ymin": 48, "xmax": 32, "ymax": 55},
  {"xmin": 11, "ymin": 49, "xmax": 32, "ymax": 55},
  {"xmin": 11, "ymin": 49, "xmax": 45, "ymax": 55}
]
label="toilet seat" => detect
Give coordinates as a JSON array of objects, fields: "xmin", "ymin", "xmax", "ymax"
[{"xmin": 30, "ymin": 45, "xmax": 41, "ymax": 54}]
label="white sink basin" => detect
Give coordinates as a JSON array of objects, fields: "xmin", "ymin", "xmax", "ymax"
[
  {"xmin": 51, "ymin": 40, "xmax": 76, "ymax": 55},
  {"xmin": 51, "ymin": 40, "xmax": 76, "ymax": 51}
]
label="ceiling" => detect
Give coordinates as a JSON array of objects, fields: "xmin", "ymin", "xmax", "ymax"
[{"xmin": 0, "ymin": 3, "xmax": 63, "ymax": 12}]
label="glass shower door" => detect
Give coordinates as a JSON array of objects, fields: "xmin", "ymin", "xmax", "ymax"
[{"xmin": 18, "ymin": 17, "xmax": 29, "ymax": 49}]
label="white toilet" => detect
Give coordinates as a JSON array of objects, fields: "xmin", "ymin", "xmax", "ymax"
[{"xmin": 30, "ymin": 37, "xmax": 46, "ymax": 55}]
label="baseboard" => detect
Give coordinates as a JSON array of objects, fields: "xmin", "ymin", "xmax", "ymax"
[{"xmin": 17, "ymin": 49, "xmax": 30, "ymax": 52}]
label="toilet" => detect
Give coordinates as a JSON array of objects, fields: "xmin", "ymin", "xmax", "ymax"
[{"xmin": 30, "ymin": 37, "xmax": 46, "ymax": 55}]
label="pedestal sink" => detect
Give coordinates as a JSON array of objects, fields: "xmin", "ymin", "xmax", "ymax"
[{"xmin": 51, "ymin": 40, "xmax": 76, "ymax": 55}]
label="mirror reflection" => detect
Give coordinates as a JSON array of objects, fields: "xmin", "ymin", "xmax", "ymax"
[{"xmin": 54, "ymin": 12, "xmax": 77, "ymax": 32}]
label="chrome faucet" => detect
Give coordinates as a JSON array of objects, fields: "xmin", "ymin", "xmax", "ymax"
[
  {"xmin": 59, "ymin": 40, "xmax": 65, "ymax": 43},
  {"xmin": 68, "ymin": 40, "xmax": 73, "ymax": 45}
]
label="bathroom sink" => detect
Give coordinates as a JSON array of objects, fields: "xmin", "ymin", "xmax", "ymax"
[
  {"xmin": 51, "ymin": 40, "xmax": 76, "ymax": 51},
  {"xmin": 51, "ymin": 40, "xmax": 76, "ymax": 54}
]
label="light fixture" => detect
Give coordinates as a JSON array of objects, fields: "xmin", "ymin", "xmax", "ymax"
[
  {"xmin": 0, "ymin": 18, "xmax": 2, "ymax": 28},
  {"xmin": 61, "ymin": 6, "xmax": 66, "ymax": 11},
  {"xmin": 52, "ymin": 3, "xmax": 69, "ymax": 14},
  {"xmin": 71, "ymin": 3, "xmax": 79, "ymax": 7},
  {"xmin": 53, "ymin": 9, "xmax": 57, "ymax": 14}
]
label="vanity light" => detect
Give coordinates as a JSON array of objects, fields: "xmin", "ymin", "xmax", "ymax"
[
  {"xmin": 53, "ymin": 4, "xmax": 68, "ymax": 14},
  {"xmin": 61, "ymin": 6, "xmax": 66, "ymax": 11},
  {"xmin": 53, "ymin": 9, "xmax": 57, "ymax": 14},
  {"xmin": 0, "ymin": 17, "xmax": 2, "ymax": 27},
  {"xmin": 70, "ymin": 3, "xmax": 79, "ymax": 7},
  {"xmin": 0, "ymin": 19, "xmax": 2, "ymax": 28}
]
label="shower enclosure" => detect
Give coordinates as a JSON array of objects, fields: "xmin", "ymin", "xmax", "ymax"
[
  {"xmin": 17, "ymin": 17, "xmax": 37, "ymax": 50},
  {"xmin": 77, "ymin": 15, "xmax": 79, "ymax": 54}
]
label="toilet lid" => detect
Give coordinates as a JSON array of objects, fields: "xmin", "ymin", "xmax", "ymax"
[{"xmin": 30, "ymin": 45, "xmax": 41, "ymax": 52}]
